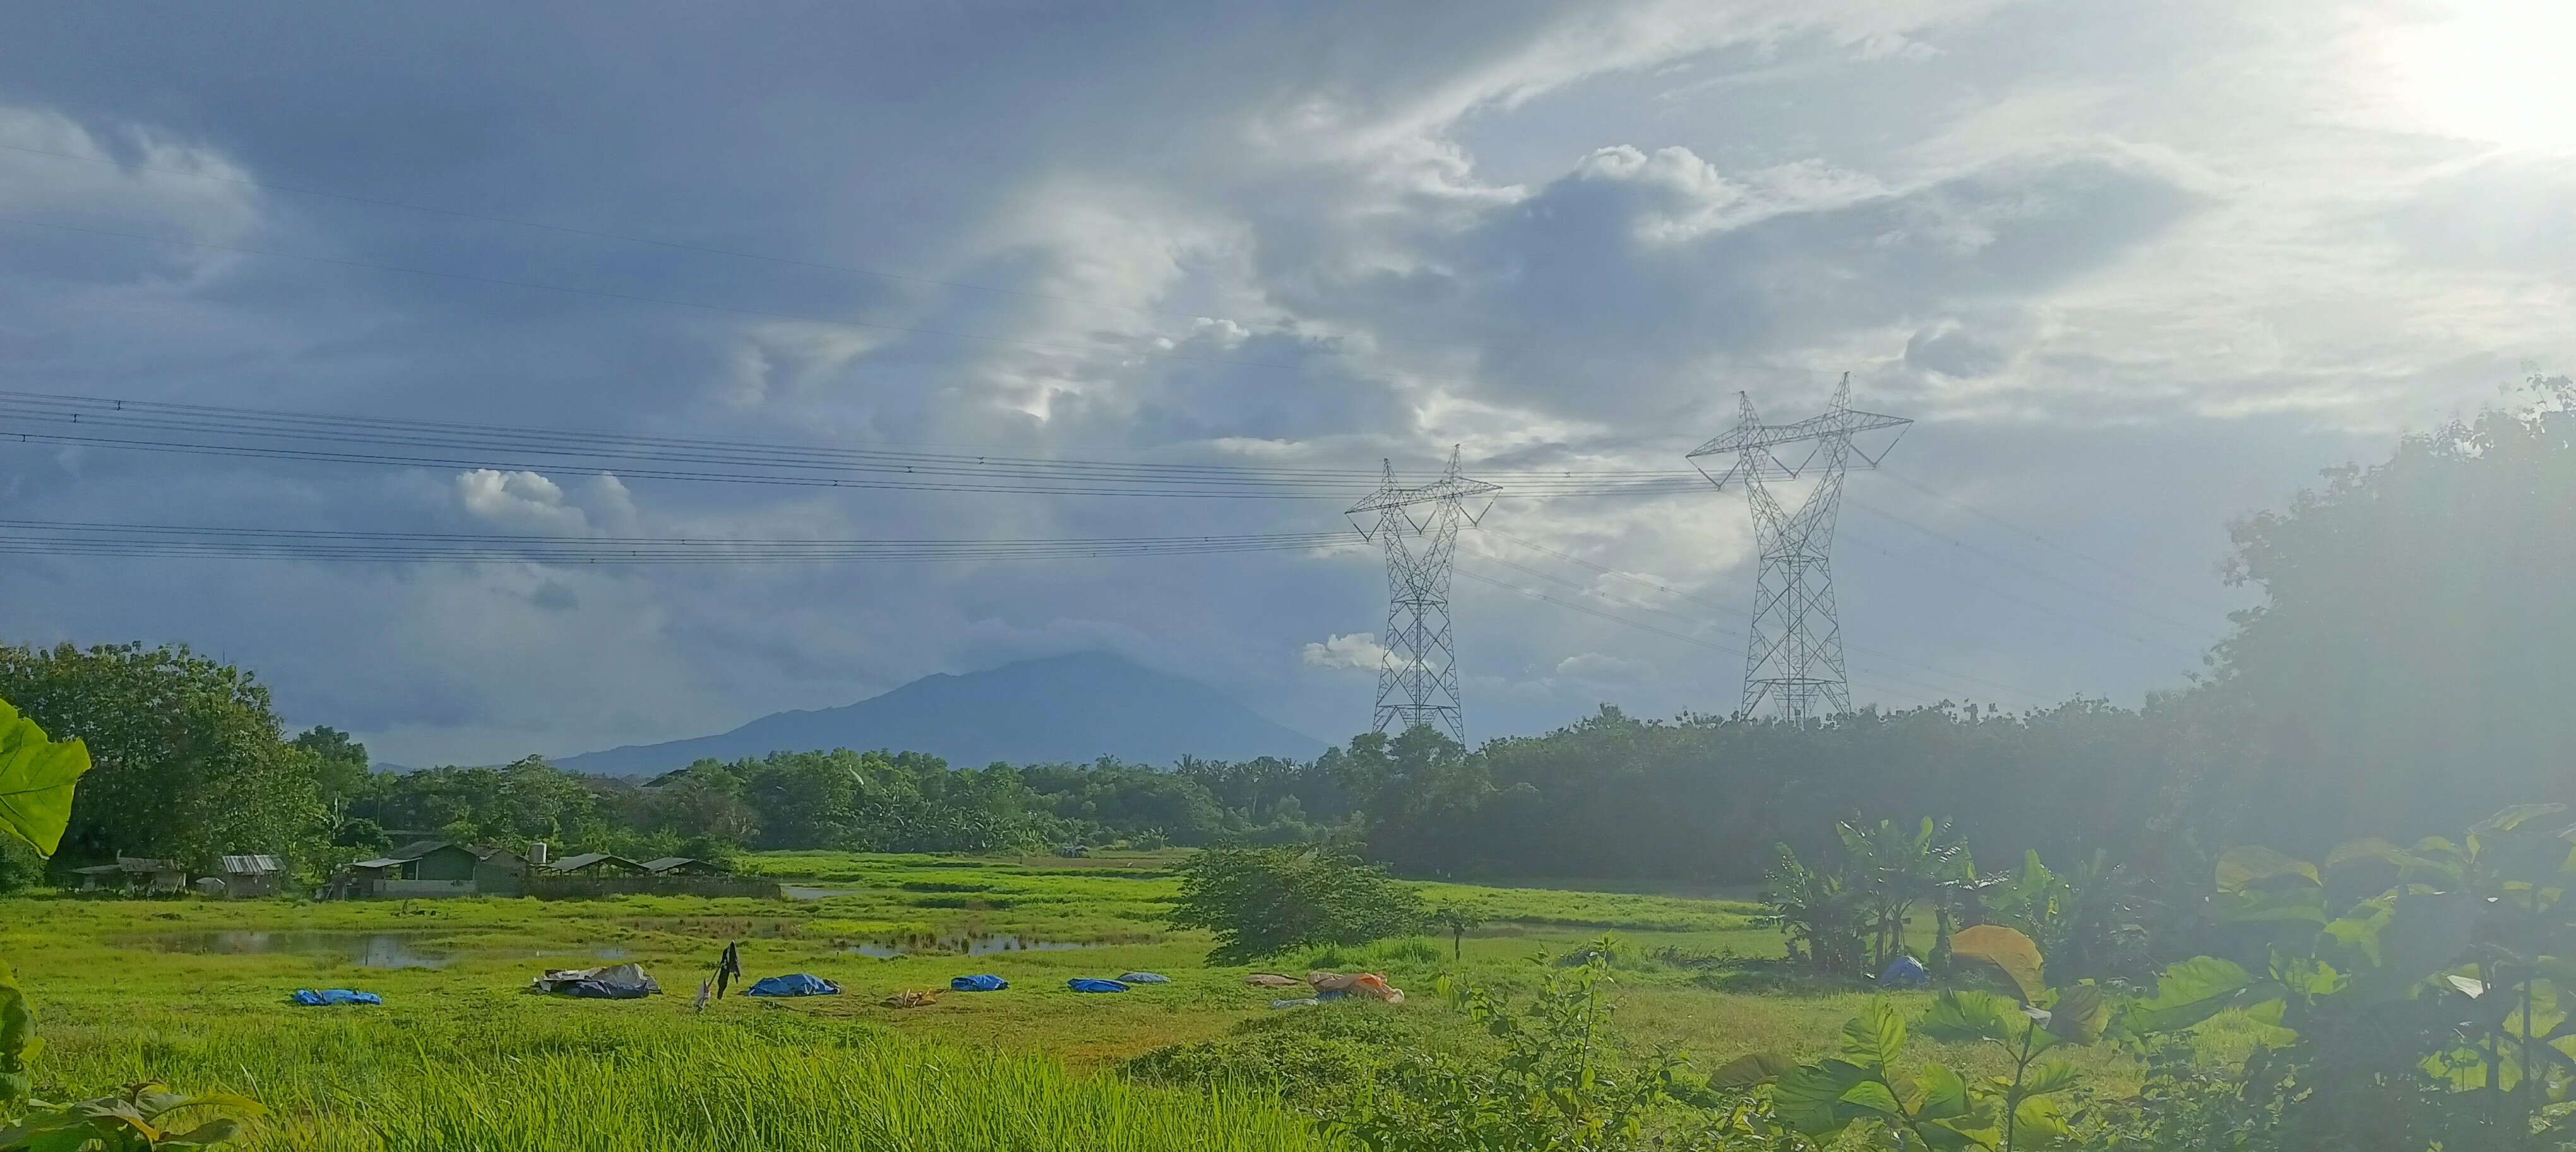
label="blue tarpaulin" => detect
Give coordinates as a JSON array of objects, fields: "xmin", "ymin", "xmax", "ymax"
[
  {"xmin": 746, "ymin": 973, "xmax": 842, "ymax": 997},
  {"xmin": 951, "ymin": 974, "xmax": 1008, "ymax": 992},
  {"xmin": 291, "ymin": 988, "xmax": 382, "ymax": 1006},
  {"xmin": 1880, "ymin": 956, "xmax": 1929, "ymax": 988},
  {"xmin": 1066, "ymin": 978, "xmax": 1130, "ymax": 993},
  {"xmin": 1116, "ymin": 971, "xmax": 1171, "ymax": 983}
]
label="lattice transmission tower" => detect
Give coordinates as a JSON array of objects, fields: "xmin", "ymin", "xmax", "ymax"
[
  {"xmin": 1347, "ymin": 448, "xmax": 1500, "ymax": 741},
  {"xmin": 1687, "ymin": 375, "xmax": 1911, "ymax": 722}
]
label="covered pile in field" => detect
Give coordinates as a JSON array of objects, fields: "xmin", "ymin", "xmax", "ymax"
[
  {"xmin": 531, "ymin": 963, "xmax": 660, "ymax": 999},
  {"xmin": 1304, "ymin": 972, "xmax": 1403, "ymax": 1004},
  {"xmin": 746, "ymin": 973, "xmax": 840, "ymax": 997}
]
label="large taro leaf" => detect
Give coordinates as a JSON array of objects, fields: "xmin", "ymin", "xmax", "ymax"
[
  {"xmin": 1904, "ymin": 1064, "xmax": 1974, "ymax": 1121},
  {"xmin": 0, "ymin": 699, "xmax": 90, "ymax": 857},
  {"xmin": 2043, "ymin": 984, "xmax": 2109, "ymax": 1044},
  {"xmin": 1840, "ymin": 999, "xmax": 1907, "ymax": 1070},
  {"xmin": 1950, "ymin": 925, "xmax": 2045, "ymax": 1002},
  {"xmin": 1708, "ymin": 1052, "xmax": 1796, "ymax": 1088},
  {"xmin": 0, "ymin": 959, "xmax": 37, "ymax": 1106},
  {"xmin": 2118, "ymin": 956, "xmax": 2270, "ymax": 1036},
  {"xmin": 1772, "ymin": 1059, "xmax": 1875, "ymax": 1136},
  {"xmin": 1919, "ymin": 990, "xmax": 2020, "ymax": 1045},
  {"xmin": 2217, "ymin": 846, "xmax": 2320, "ymax": 894}
]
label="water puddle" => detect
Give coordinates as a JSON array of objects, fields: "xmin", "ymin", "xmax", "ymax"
[
  {"xmin": 114, "ymin": 931, "xmax": 629, "ymax": 968},
  {"xmin": 781, "ymin": 886, "xmax": 865, "ymax": 901},
  {"xmin": 837, "ymin": 932, "xmax": 1103, "ymax": 958}
]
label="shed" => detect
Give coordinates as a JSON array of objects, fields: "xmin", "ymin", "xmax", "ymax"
[
  {"xmin": 545, "ymin": 852, "xmax": 645, "ymax": 876},
  {"xmin": 338, "ymin": 841, "xmax": 528, "ymax": 897},
  {"xmin": 638, "ymin": 856, "xmax": 728, "ymax": 877},
  {"xmin": 220, "ymin": 854, "xmax": 286, "ymax": 898},
  {"xmin": 75, "ymin": 857, "xmax": 188, "ymax": 894}
]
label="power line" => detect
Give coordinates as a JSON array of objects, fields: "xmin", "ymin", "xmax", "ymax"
[
  {"xmin": 1452, "ymin": 567, "xmax": 1947, "ymax": 708},
  {"xmin": 1876, "ymin": 467, "xmax": 2244, "ymax": 618},
  {"xmin": 1845, "ymin": 498, "xmax": 2219, "ymax": 639},
  {"xmin": 1457, "ymin": 549, "xmax": 2049, "ymax": 705},
  {"xmin": 0, "ymin": 518, "xmax": 1356, "ymax": 564},
  {"xmin": 0, "ymin": 389, "xmax": 1722, "ymax": 500},
  {"xmin": 1837, "ymin": 530, "xmax": 2207, "ymax": 663}
]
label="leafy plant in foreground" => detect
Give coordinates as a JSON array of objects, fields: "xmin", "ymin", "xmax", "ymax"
[
  {"xmin": 2110, "ymin": 803, "xmax": 2576, "ymax": 1150},
  {"xmin": 1719, "ymin": 985, "xmax": 2105, "ymax": 1151},
  {"xmin": 0, "ymin": 1082, "xmax": 263, "ymax": 1151},
  {"xmin": 1329, "ymin": 944, "xmax": 1706, "ymax": 1151},
  {"xmin": 0, "ymin": 698, "xmax": 91, "ymax": 859}
]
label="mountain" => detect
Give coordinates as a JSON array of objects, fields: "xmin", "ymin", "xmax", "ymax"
[{"xmin": 551, "ymin": 651, "xmax": 1328, "ymax": 777}]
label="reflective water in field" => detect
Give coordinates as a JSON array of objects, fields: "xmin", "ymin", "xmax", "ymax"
[
  {"xmin": 117, "ymin": 930, "xmax": 631, "ymax": 968},
  {"xmin": 837, "ymin": 932, "xmax": 1102, "ymax": 958}
]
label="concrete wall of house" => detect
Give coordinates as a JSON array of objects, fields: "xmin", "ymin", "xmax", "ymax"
[
  {"xmin": 474, "ymin": 858, "xmax": 526, "ymax": 897},
  {"xmin": 375, "ymin": 879, "xmax": 474, "ymax": 897},
  {"xmin": 412, "ymin": 846, "xmax": 482, "ymax": 882}
]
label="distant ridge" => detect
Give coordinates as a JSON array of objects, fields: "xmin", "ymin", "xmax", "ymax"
[{"xmin": 551, "ymin": 651, "xmax": 1327, "ymax": 777}]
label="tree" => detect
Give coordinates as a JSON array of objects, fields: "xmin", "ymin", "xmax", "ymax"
[
  {"xmin": 1166, "ymin": 844, "xmax": 1427, "ymax": 964},
  {"xmin": 0, "ymin": 643, "xmax": 321, "ymax": 869},
  {"xmin": 2205, "ymin": 375, "xmax": 2576, "ymax": 848},
  {"xmin": 1427, "ymin": 901, "xmax": 1485, "ymax": 961}
]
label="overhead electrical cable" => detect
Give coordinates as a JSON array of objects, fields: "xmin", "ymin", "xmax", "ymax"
[
  {"xmin": 0, "ymin": 390, "xmax": 1726, "ymax": 500},
  {"xmin": 0, "ymin": 519, "xmax": 1356, "ymax": 564},
  {"xmin": 1452, "ymin": 568, "xmax": 1945, "ymax": 708},
  {"xmin": 1875, "ymin": 467, "xmax": 2245, "ymax": 618},
  {"xmin": 1456, "ymin": 549, "xmax": 2050, "ymax": 705},
  {"xmin": 1844, "ymin": 498, "xmax": 2219, "ymax": 639}
]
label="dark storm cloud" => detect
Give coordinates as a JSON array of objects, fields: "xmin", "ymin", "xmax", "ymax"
[{"xmin": 0, "ymin": 0, "xmax": 2558, "ymax": 761}]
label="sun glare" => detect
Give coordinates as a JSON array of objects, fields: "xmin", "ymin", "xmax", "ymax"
[{"xmin": 2382, "ymin": 0, "xmax": 2576, "ymax": 152}]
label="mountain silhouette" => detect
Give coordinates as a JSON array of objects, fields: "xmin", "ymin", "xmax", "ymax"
[{"xmin": 551, "ymin": 651, "xmax": 1327, "ymax": 776}]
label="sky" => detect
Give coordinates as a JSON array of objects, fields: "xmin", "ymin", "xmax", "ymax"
[{"xmin": 1, "ymin": 0, "xmax": 2570, "ymax": 766}]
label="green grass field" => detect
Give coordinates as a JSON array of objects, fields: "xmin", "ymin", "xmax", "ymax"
[{"xmin": 0, "ymin": 851, "xmax": 2150, "ymax": 1149}]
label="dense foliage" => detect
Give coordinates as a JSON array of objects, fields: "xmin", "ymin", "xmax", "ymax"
[
  {"xmin": 1167, "ymin": 844, "xmax": 1427, "ymax": 964},
  {"xmin": 0, "ymin": 644, "xmax": 325, "ymax": 872}
]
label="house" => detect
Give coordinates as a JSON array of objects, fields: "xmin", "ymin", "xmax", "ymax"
[
  {"xmin": 638, "ymin": 856, "xmax": 729, "ymax": 877},
  {"xmin": 218, "ymin": 855, "xmax": 286, "ymax": 898},
  {"xmin": 338, "ymin": 841, "xmax": 528, "ymax": 898},
  {"xmin": 543, "ymin": 852, "xmax": 645, "ymax": 876},
  {"xmin": 71, "ymin": 857, "xmax": 188, "ymax": 894}
]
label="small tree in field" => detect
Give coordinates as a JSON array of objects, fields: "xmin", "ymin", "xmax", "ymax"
[
  {"xmin": 1166, "ymin": 844, "xmax": 1426, "ymax": 964},
  {"xmin": 1428, "ymin": 902, "xmax": 1484, "ymax": 961}
]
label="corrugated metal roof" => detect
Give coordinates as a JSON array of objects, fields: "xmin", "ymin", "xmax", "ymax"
[
  {"xmin": 349, "ymin": 857, "xmax": 408, "ymax": 870},
  {"xmin": 222, "ymin": 854, "xmax": 282, "ymax": 873},
  {"xmin": 546, "ymin": 851, "xmax": 639, "ymax": 872}
]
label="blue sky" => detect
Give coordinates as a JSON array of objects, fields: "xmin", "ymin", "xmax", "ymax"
[{"xmin": 0, "ymin": 0, "xmax": 2567, "ymax": 765}]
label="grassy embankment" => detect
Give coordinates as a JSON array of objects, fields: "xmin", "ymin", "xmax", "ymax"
[{"xmin": 1, "ymin": 849, "xmax": 2173, "ymax": 1149}]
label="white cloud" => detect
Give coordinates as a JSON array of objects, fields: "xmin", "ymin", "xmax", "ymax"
[
  {"xmin": 1303, "ymin": 633, "xmax": 1390, "ymax": 671},
  {"xmin": 1555, "ymin": 652, "xmax": 1657, "ymax": 683},
  {"xmin": 455, "ymin": 469, "xmax": 588, "ymax": 534}
]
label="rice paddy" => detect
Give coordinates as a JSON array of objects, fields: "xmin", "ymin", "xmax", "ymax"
[{"xmin": 1, "ymin": 850, "xmax": 2138, "ymax": 1149}]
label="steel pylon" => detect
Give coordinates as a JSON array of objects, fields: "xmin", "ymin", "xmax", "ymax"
[
  {"xmin": 1347, "ymin": 447, "xmax": 1499, "ymax": 741},
  {"xmin": 1687, "ymin": 375, "xmax": 1910, "ymax": 722}
]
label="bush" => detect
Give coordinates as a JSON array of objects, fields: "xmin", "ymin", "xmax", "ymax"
[
  {"xmin": 1121, "ymin": 1005, "xmax": 1448, "ymax": 1102},
  {"xmin": 1167, "ymin": 845, "xmax": 1426, "ymax": 965}
]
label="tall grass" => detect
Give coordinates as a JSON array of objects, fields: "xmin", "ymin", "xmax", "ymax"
[{"xmin": 37, "ymin": 999, "xmax": 1334, "ymax": 1151}]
